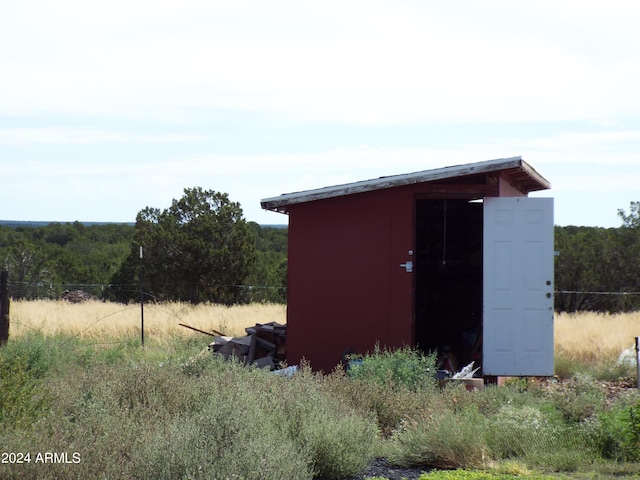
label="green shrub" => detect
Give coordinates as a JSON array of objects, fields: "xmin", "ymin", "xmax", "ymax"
[
  {"xmin": 598, "ymin": 397, "xmax": 640, "ymax": 461},
  {"xmin": 591, "ymin": 360, "xmax": 636, "ymax": 383},
  {"xmin": 547, "ymin": 372, "xmax": 606, "ymax": 423},
  {"xmin": 0, "ymin": 354, "xmax": 49, "ymax": 429},
  {"xmin": 0, "ymin": 352, "xmax": 376, "ymax": 480},
  {"xmin": 132, "ymin": 391, "xmax": 313, "ymax": 480},
  {"xmin": 0, "ymin": 335, "xmax": 60, "ymax": 431},
  {"xmin": 273, "ymin": 365, "xmax": 377, "ymax": 479},
  {"xmin": 486, "ymin": 405, "xmax": 550, "ymax": 458},
  {"xmin": 485, "ymin": 401, "xmax": 601, "ymax": 472},
  {"xmin": 0, "ymin": 333, "xmax": 52, "ymax": 378},
  {"xmin": 555, "ymin": 351, "xmax": 636, "ymax": 383},
  {"xmin": 383, "ymin": 385, "xmax": 603, "ymax": 473},
  {"xmin": 324, "ymin": 366, "xmax": 438, "ymax": 436},
  {"xmin": 387, "ymin": 405, "xmax": 489, "ymax": 470},
  {"xmin": 553, "ymin": 352, "xmax": 584, "ymax": 380},
  {"xmin": 348, "ymin": 345, "xmax": 437, "ymax": 392},
  {"xmin": 9, "ymin": 333, "xmax": 640, "ymax": 479},
  {"xmin": 468, "ymin": 382, "xmax": 543, "ymax": 418}
]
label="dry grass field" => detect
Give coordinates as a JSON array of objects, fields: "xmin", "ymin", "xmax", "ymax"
[
  {"xmin": 8, "ymin": 300, "xmax": 640, "ymax": 362},
  {"xmin": 9, "ymin": 299, "xmax": 286, "ymax": 343},
  {"xmin": 555, "ymin": 310, "xmax": 640, "ymax": 363}
]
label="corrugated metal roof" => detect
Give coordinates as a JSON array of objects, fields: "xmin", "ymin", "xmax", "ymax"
[{"xmin": 261, "ymin": 156, "xmax": 550, "ymax": 213}]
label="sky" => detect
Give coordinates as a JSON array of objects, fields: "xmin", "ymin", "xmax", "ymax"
[{"xmin": 1, "ymin": 0, "xmax": 639, "ymax": 228}]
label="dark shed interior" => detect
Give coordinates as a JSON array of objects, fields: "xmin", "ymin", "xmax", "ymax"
[{"xmin": 414, "ymin": 198, "xmax": 483, "ymax": 371}]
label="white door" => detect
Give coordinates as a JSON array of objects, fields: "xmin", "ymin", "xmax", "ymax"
[{"xmin": 483, "ymin": 197, "xmax": 554, "ymax": 376}]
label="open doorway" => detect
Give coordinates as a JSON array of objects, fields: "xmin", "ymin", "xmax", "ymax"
[{"xmin": 414, "ymin": 198, "xmax": 483, "ymax": 372}]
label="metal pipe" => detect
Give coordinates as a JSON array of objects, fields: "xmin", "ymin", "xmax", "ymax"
[{"xmin": 178, "ymin": 323, "xmax": 226, "ymax": 338}]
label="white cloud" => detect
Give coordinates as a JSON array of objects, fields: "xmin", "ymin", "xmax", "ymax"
[
  {"xmin": 0, "ymin": 127, "xmax": 209, "ymax": 145},
  {"xmin": 552, "ymin": 172, "xmax": 640, "ymax": 194},
  {"xmin": 1, "ymin": 1, "xmax": 639, "ymax": 228},
  {"xmin": 2, "ymin": 1, "xmax": 640, "ymax": 124},
  {"xmin": 520, "ymin": 131, "xmax": 640, "ymax": 150}
]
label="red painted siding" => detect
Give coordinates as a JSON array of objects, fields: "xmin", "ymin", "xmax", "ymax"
[{"xmin": 286, "ymin": 187, "xmax": 414, "ymax": 372}]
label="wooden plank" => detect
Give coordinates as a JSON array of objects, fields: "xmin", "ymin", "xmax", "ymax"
[
  {"xmin": 247, "ymin": 334, "xmax": 257, "ymax": 365},
  {"xmin": 253, "ymin": 356, "xmax": 274, "ymax": 369},
  {"xmin": 230, "ymin": 336, "xmax": 252, "ymax": 347},
  {"xmin": 255, "ymin": 336, "xmax": 276, "ymax": 350}
]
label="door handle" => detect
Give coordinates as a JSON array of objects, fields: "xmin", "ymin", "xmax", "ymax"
[{"xmin": 400, "ymin": 261, "xmax": 413, "ymax": 272}]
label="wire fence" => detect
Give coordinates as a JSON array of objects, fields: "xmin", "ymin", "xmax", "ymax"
[
  {"xmin": 6, "ymin": 280, "xmax": 640, "ymax": 312},
  {"xmin": 6, "ymin": 281, "xmax": 287, "ymax": 304},
  {"xmin": 554, "ymin": 290, "xmax": 640, "ymax": 313}
]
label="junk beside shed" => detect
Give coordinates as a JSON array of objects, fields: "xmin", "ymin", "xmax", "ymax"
[
  {"xmin": 184, "ymin": 319, "xmax": 487, "ymax": 389},
  {"xmin": 203, "ymin": 321, "xmax": 287, "ymax": 370}
]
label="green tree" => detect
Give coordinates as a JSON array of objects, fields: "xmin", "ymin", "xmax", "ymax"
[
  {"xmin": 555, "ymin": 226, "xmax": 602, "ymax": 312},
  {"xmin": 554, "ymin": 213, "xmax": 640, "ymax": 313},
  {"xmin": 619, "ymin": 201, "xmax": 640, "ymax": 228},
  {"xmin": 616, "ymin": 201, "xmax": 640, "ymax": 310},
  {"xmin": 0, "ymin": 222, "xmax": 134, "ymax": 299},
  {"xmin": 115, "ymin": 188, "xmax": 255, "ymax": 305},
  {"xmin": 32, "ymin": 221, "xmax": 84, "ymax": 247},
  {"xmin": 1, "ymin": 239, "xmax": 53, "ymax": 299},
  {"xmin": 243, "ymin": 223, "xmax": 287, "ymax": 303}
]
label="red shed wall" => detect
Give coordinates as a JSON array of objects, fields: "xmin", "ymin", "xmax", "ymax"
[
  {"xmin": 285, "ymin": 174, "xmax": 527, "ymax": 372},
  {"xmin": 286, "ymin": 187, "xmax": 414, "ymax": 372}
]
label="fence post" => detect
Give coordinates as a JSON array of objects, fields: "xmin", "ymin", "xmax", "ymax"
[
  {"xmin": 0, "ymin": 271, "xmax": 9, "ymax": 345},
  {"xmin": 636, "ymin": 337, "xmax": 640, "ymax": 389},
  {"xmin": 140, "ymin": 246, "xmax": 144, "ymax": 347}
]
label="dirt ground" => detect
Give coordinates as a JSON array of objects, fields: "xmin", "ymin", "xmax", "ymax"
[{"xmin": 343, "ymin": 458, "xmax": 429, "ymax": 480}]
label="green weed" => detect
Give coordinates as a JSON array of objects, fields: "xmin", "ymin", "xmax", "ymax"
[
  {"xmin": 347, "ymin": 344, "xmax": 438, "ymax": 392},
  {"xmin": 3, "ymin": 335, "xmax": 640, "ymax": 479},
  {"xmin": 387, "ymin": 405, "xmax": 489, "ymax": 470},
  {"xmin": 0, "ymin": 354, "xmax": 49, "ymax": 430}
]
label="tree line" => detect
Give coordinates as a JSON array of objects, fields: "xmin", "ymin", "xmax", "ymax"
[
  {"xmin": 0, "ymin": 188, "xmax": 287, "ymax": 304},
  {"xmin": 1, "ymin": 192, "xmax": 638, "ymax": 312},
  {"xmin": 554, "ymin": 202, "xmax": 640, "ymax": 313}
]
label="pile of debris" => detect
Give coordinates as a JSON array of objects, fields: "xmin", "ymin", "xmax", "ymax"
[
  {"xmin": 438, "ymin": 361, "xmax": 484, "ymax": 391},
  {"xmin": 61, "ymin": 289, "xmax": 99, "ymax": 303},
  {"xmin": 208, "ymin": 322, "xmax": 287, "ymax": 370}
]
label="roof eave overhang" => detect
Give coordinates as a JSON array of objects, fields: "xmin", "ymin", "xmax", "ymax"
[{"xmin": 261, "ymin": 156, "xmax": 550, "ymax": 214}]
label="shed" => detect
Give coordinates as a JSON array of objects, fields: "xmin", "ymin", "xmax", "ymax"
[{"xmin": 261, "ymin": 157, "xmax": 554, "ymax": 376}]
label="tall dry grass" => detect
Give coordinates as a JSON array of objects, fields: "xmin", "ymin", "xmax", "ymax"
[
  {"xmin": 555, "ymin": 311, "xmax": 640, "ymax": 362},
  {"xmin": 9, "ymin": 300, "xmax": 286, "ymax": 342},
  {"xmin": 8, "ymin": 300, "xmax": 640, "ymax": 363}
]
